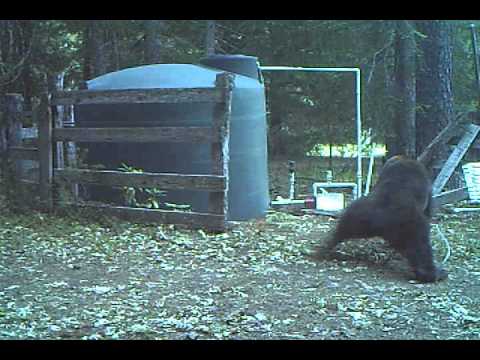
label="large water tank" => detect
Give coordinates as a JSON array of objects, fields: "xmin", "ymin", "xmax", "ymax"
[{"xmin": 75, "ymin": 55, "xmax": 269, "ymax": 221}]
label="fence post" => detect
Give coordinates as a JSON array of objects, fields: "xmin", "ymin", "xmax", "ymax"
[
  {"xmin": 209, "ymin": 72, "xmax": 234, "ymax": 229},
  {"xmin": 52, "ymin": 73, "xmax": 79, "ymax": 202},
  {"xmin": 0, "ymin": 96, "xmax": 6, "ymax": 180},
  {"xmin": 5, "ymin": 94, "xmax": 24, "ymax": 180},
  {"xmin": 1, "ymin": 94, "xmax": 23, "ymax": 204},
  {"xmin": 38, "ymin": 90, "xmax": 53, "ymax": 209},
  {"xmin": 53, "ymin": 73, "xmax": 65, "ymax": 169},
  {"xmin": 64, "ymin": 104, "xmax": 79, "ymax": 201}
]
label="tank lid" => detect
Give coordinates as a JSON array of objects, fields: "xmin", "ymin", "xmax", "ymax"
[
  {"xmin": 86, "ymin": 64, "xmax": 223, "ymax": 90},
  {"xmin": 199, "ymin": 54, "xmax": 261, "ymax": 81}
]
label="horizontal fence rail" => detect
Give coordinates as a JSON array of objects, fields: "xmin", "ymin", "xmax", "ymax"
[
  {"xmin": 55, "ymin": 168, "xmax": 226, "ymax": 192},
  {"xmin": 8, "ymin": 146, "xmax": 39, "ymax": 161},
  {"xmin": 53, "ymin": 127, "xmax": 216, "ymax": 143},
  {"xmin": 2, "ymin": 72, "xmax": 235, "ymax": 231},
  {"xmin": 61, "ymin": 203, "xmax": 227, "ymax": 230},
  {"xmin": 51, "ymin": 88, "xmax": 223, "ymax": 105}
]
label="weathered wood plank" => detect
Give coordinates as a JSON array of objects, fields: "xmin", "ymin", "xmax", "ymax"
[
  {"xmin": 53, "ymin": 127, "xmax": 215, "ymax": 143},
  {"xmin": 417, "ymin": 116, "xmax": 468, "ymax": 166},
  {"xmin": 6, "ymin": 94, "xmax": 24, "ymax": 179},
  {"xmin": 209, "ymin": 73, "xmax": 234, "ymax": 216},
  {"xmin": 53, "ymin": 73, "xmax": 66, "ymax": 169},
  {"xmin": 432, "ymin": 187, "xmax": 470, "ymax": 208},
  {"xmin": 63, "ymin": 104, "xmax": 79, "ymax": 201},
  {"xmin": 60, "ymin": 203, "xmax": 227, "ymax": 231},
  {"xmin": 55, "ymin": 168, "xmax": 226, "ymax": 191},
  {"xmin": 9, "ymin": 147, "xmax": 39, "ymax": 161},
  {"xmin": 432, "ymin": 124, "xmax": 480, "ymax": 195},
  {"xmin": 63, "ymin": 106, "xmax": 77, "ymax": 166},
  {"xmin": 51, "ymin": 88, "xmax": 222, "ymax": 105},
  {"xmin": 1, "ymin": 95, "xmax": 23, "ymax": 204},
  {"xmin": 38, "ymin": 92, "xmax": 53, "ymax": 209},
  {"xmin": 19, "ymin": 179, "xmax": 40, "ymax": 186}
]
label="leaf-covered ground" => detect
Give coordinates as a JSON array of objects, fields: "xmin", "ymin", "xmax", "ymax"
[
  {"xmin": 1, "ymin": 203, "xmax": 479, "ymax": 340},
  {"xmin": 1, "ymin": 158, "xmax": 480, "ymax": 339}
]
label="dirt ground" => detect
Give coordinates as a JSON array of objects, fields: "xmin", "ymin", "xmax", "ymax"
[{"xmin": 0, "ymin": 159, "xmax": 479, "ymax": 340}]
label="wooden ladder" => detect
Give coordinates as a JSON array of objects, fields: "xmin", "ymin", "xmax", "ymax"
[
  {"xmin": 416, "ymin": 113, "xmax": 480, "ymax": 207},
  {"xmin": 432, "ymin": 123, "xmax": 480, "ymax": 195}
]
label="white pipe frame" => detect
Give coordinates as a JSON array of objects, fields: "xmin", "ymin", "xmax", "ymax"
[
  {"xmin": 364, "ymin": 150, "xmax": 375, "ymax": 196},
  {"xmin": 260, "ymin": 66, "xmax": 363, "ymax": 198}
]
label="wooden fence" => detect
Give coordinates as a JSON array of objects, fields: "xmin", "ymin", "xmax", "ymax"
[
  {"xmin": 1, "ymin": 94, "xmax": 38, "ymax": 188},
  {"xmin": 2, "ymin": 72, "xmax": 235, "ymax": 231}
]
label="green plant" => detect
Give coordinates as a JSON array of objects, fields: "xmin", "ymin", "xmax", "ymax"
[{"xmin": 118, "ymin": 163, "xmax": 167, "ymax": 209}]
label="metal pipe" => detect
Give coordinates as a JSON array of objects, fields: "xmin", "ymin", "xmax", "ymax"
[
  {"xmin": 288, "ymin": 160, "xmax": 296, "ymax": 200},
  {"xmin": 355, "ymin": 68, "xmax": 362, "ymax": 198},
  {"xmin": 260, "ymin": 65, "xmax": 363, "ymax": 198},
  {"xmin": 364, "ymin": 151, "xmax": 375, "ymax": 195},
  {"xmin": 261, "ymin": 66, "xmax": 361, "ymax": 72}
]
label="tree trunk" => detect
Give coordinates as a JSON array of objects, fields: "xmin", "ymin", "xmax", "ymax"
[
  {"xmin": 206, "ymin": 20, "xmax": 216, "ymax": 56},
  {"xmin": 0, "ymin": 20, "xmax": 31, "ymax": 96},
  {"xmin": 381, "ymin": 26, "xmax": 398, "ymax": 160},
  {"xmin": 83, "ymin": 20, "xmax": 110, "ymax": 80},
  {"xmin": 19, "ymin": 20, "xmax": 34, "ymax": 110},
  {"xmin": 82, "ymin": 21, "xmax": 92, "ymax": 81},
  {"xmin": 415, "ymin": 20, "xmax": 454, "ymax": 171},
  {"xmin": 144, "ymin": 20, "xmax": 164, "ymax": 64},
  {"xmin": 392, "ymin": 20, "xmax": 416, "ymax": 158},
  {"xmin": 267, "ymin": 72, "xmax": 288, "ymax": 159},
  {"xmin": 111, "ymin": 31, "xmax": 121, "ymax": 71},
  {"xmin": 0, "ymin": 20, "xmax": 14, "ymax": 68},
  {"xmin": 269, "ymin": 112, "xmax": 287, "ymax": 159}
]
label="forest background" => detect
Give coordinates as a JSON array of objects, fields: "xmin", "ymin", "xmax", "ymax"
[{"xmin": 1, "ymin": 20, "xmax": 479, "ymax": 170}]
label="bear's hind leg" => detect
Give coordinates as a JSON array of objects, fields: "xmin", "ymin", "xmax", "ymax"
[
  {"xmin": 312, "ymin": 198, "xmax": 377, "ymax": 259},
  {"xmin": 386, "ymin": 219, "xmax": 447, "ymax": 283}
]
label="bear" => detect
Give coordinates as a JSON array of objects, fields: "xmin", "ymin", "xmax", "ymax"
[{"xmin": 312, "ymin": 155, "xmax": 447, "ymax": 283}]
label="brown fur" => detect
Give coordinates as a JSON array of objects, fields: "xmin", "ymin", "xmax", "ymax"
[{"xmin": 312, "ymin": 156, "xmax": 447, "ymax": 283}]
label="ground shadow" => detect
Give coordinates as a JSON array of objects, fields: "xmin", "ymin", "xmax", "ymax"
[{"xmin": 310, "ymin": 247, "xmax": 417, "ymax": 283}]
